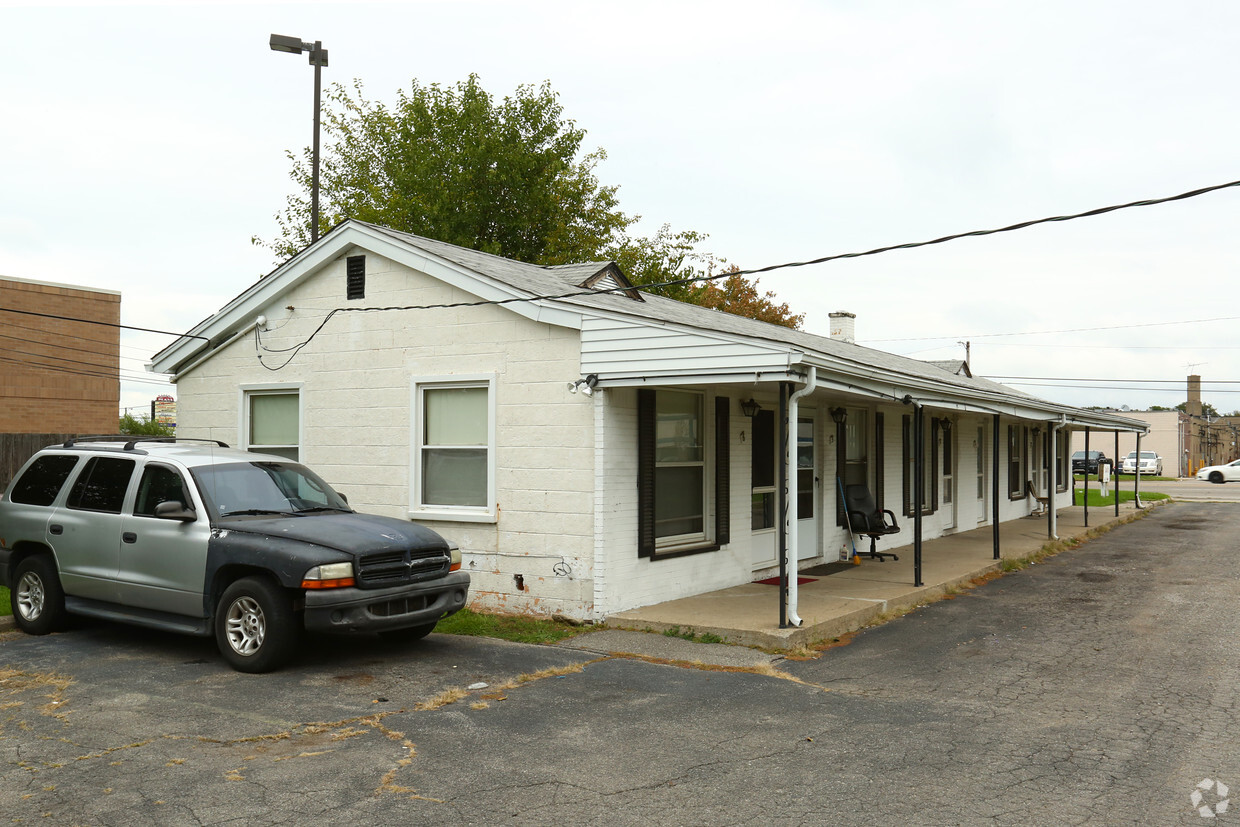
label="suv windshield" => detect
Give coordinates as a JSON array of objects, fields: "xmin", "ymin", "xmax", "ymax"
[{"xmin": 191, "ymin": 461, "xmax": 352, "ymax": 520}]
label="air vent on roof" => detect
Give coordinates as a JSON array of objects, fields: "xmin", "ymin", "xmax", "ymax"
[
  {"xmin": 346, "ymin": 255, "xmax": 365, "ymax": 300},
  {"xmin": 578, "ymin": 264, "xmax": 644, "ymax": 301},
  {"xmin": 592, "ymin": 273, "xmax": 625, "ymax": 293}
]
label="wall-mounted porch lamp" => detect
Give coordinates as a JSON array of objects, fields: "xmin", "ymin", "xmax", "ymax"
[
  {"xmin": 740, "ymin": 399, "xmax": 762, "ymax": 418},
  {"xmin": 269, "ymin": 33, "xmax": 328, "ymax": 243},
  {"xmin": 830, "ymin": 407, "xmax": 847, "ymax": 425}
]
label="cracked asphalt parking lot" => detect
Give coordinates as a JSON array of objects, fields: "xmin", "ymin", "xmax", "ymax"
[{"xmin": 3, "ymin": 501, "xmax": 1239, "ymax": 825}]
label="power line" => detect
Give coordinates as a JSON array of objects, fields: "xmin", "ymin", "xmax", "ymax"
[
  {"xmin": 0, "ymin": 354, "xmax": 172, "ymax": 387},
  {"xmin": 0, "ymin": 307, "xmax": 209, "ymax": 342},
  {"xmin": 870, "ymin": 314, "xmax": 1240, "ymax": 344},
  {"xmin": 985, "ymin": 375, "xmax": 1240, "ymax": 384},
  {"xmin": 251, "ymin": 179, "xmax": 1240, "ymax": 369}
]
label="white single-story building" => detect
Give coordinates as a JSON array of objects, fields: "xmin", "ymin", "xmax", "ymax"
[{"xmin": 150, "ymin": 220, "xmax": 1148, "ymax": 624}]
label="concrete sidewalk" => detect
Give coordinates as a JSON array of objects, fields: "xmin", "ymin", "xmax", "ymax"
[{"xmin": 603, "ymin": 503, "xmax": 1152, "ymax": 651}]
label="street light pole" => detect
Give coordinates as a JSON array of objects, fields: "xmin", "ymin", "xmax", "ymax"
[{"xmin": 269, "ymin": 34, "xmax": 328, "ymax": 244}]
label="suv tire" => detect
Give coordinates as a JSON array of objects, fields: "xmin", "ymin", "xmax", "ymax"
[
  {"xmin": 215, "ymin": 577, "xmax": 300, "ymax": 673},
  {"xmin": 12, "ymin": 555, "xmax": 66, "ymax": 635}
]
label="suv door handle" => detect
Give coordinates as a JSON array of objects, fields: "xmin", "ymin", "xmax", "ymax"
[
  {"xmin": 122, "ymin": 532, "xmax": 137, "ymax": 544},
  {"xmin": 49, "ymin": 524, "xmax": 63, "ymax": 535}
]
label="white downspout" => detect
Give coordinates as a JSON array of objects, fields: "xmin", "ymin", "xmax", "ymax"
[{"xmin": 785, "ymin": 366, "xmax": 816, "ymax": 627}]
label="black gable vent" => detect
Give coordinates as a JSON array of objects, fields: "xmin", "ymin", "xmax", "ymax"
[{"xmin": 346, "ymin": 255, "xmax": 365, "ymax": 300}]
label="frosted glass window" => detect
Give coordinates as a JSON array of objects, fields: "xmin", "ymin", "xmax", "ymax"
[
  {"xmin": 425, "ymin": 387, "xmax": 488, "ymax": 446},
  {"xmin": 249, "ymin": 392, "xmax": 299, "ymax": 461},
  {"xmin": 419, "ymin": 383, "xmax": 490, "ymax": 510}
]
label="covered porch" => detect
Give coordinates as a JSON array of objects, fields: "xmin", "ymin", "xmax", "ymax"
[{"xmin": 606, "ymin": 501, "xmax": 1150, "ymax": 649}]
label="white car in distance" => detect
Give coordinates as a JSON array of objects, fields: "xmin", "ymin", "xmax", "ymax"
[
  {"xmin": 1196, "ymin": 459, "xmax": 1240, "ymax": 484},
  {"xmin": 1120, "ymin": 451, "xmax": 1163, "ymax": 476}
]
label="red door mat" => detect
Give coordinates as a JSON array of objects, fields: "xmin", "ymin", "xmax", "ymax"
[{"xmin": 753, "ymin": 576, "xmax": 816, "ymax": 586}]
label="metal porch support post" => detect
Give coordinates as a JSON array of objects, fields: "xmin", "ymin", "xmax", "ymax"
[
  {"xmin": 913, "ymin": 404, "xmax": 924, "ymax": 587},
  {"xmin": 1134, "ymin": 432, "xmax": 1143, "ymax": 509},
  {"xmin": 777, "ymin": 382, "xmax": 789, "ymax": 629},
  {"xmin": 992, "ymin": 414, "xmax": 1001, "ymax": 560},
  {"xmin": 1083, "ymin": 428, "xmax": 1090, "ymax": 527},
  {"xmin": 1114, "ymin": 431, "xmax": 1120, "ymax": 517}
]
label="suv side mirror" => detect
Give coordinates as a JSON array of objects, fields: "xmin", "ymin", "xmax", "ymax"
[{"xmin": 154, "ymin": 500, "xmax": 196, "ymax": 522}]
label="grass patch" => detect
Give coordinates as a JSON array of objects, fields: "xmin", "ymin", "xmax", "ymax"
[
  {"xmin": 1073, "ymin": 489, "xmax": 1170, "ymax": 507},
  {"xmin": 0, "ymin": 586, "xmax": 9, "ymax": 617},
  {"xmin": 434, "ymin": 608, "xmax": 589, "ymax": 645},
  {"xmin": 661, "ymin": 625, "xmax": 726, "ymax": 645}
]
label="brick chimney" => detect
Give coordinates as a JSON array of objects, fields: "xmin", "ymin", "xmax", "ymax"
[
  {"xmin": 829, "ymin": 311, "xmax": 856, "ymax": 344},
  {"xmin": 1187, "ymin": 374, "xmax": 1202, "ymax": 418}
]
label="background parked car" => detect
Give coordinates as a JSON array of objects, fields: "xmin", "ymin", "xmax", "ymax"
[
  {"xmin": 1120, "ymin": 450, "xmax": 1163, "ymax": 475},
  {"xmin": 1071, "ymin": 450, "xmax": 1108, "ymax": 474},
  {"xmin": 1196, "ymin": 458, "xmax": 1240, "ymax": 484}
]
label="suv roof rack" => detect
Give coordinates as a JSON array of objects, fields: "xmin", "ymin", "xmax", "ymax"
[{"xmin": 62, "ymin": 435, "xmax": 232, "ymax": 451}]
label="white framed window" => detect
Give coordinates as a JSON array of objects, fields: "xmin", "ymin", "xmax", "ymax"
[
  {"xmin": 411, "ymin": 374, "xmax": 497, "ymax": 523},
  {"xmin": 241, "ymin": 384, "xmax": 302, "ymax": 461}
]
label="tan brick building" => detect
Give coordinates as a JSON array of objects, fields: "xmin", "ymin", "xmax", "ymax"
[{"xmin": 1, "ymin": 275, "xmax": 120, "ymax": 434}]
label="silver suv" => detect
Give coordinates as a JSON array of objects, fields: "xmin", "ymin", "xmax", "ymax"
[{"xmin": 0, "ymin": 437, "xmax": 470, "ymax": 672}]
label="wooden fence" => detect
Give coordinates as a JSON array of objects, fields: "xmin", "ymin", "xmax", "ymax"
[{"xmin": 0, "ymin": 433, "xmax": 75, "ymax": 492}]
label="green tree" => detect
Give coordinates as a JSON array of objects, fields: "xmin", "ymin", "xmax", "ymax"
[
  {"xmin": 258, "ymin": 74, "xmax": 802, "ymax": 328},
  {"xmin": 1176, "ymin": 402, "xmax": 1220, "ymax": 417},
  {"xmin": 119, "ymin": 413, "xmax": 173, "ymax": 437},
  {"xmin": 257, "ymin": 75, "xmax": 633, "ymax": 264}
]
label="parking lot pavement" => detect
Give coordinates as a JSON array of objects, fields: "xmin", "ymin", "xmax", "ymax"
[
  {"xmin": 4, "ymin": 502, "xmax": 1240, "ymax": 825},
  {"xmin": 0, "ymin": 623, "xmax": 604, "ymax": 825}
]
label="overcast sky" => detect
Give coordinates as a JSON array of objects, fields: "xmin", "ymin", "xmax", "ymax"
[{"xmin": 4, "ymin": 0, "xmax": 1239, "ymax": 416}]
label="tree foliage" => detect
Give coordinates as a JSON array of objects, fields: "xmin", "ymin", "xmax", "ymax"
[
  {"xmin": 258, "ymin": 74, "xmax": 802, "ymax": 329},
  {"xmin": 1176, "ymin": 401, "xmax": 1220, "ymax": 417},
  {"xmin": 119, "ymin": 413, "xmax": 173, "ymax": 437},
  {"xmin": 690, "ymin": 266, "xmax": 805, "ymax": 329},
  {"xmin": 257, "ymin": 75, "xmax": 632, "ymax": 264}
]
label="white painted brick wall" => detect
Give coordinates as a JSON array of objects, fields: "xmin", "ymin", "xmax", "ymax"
[{"xmin": 175, "ymin": 252, "xmax": 597, "ymax": 619}]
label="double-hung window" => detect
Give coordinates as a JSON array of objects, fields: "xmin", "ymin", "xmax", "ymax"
[
  {"xmin": 637, "ymin": 389, "xmax": 729, "ymax": 558},
  {"xmin": 243, "ymin": 386, "xmax": 301, "ymax": 461},
  {"xmin": 1007, "ymin": 424, "xmax": 1026, "ymax": 499},
  {"xmin": 411, "ymin": 375, "xmax": 496, "ymax": 522}
]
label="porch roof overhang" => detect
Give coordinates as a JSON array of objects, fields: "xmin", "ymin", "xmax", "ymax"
[{"xmin": 579, "ymin": 314, "xmax": 1148, "ymax": 435}]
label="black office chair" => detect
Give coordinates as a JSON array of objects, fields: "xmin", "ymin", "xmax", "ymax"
[{"xmin": 844, "ymin": 484, "xmax": 900, "ymax": 561}]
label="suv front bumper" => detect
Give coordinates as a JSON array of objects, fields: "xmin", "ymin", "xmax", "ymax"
[{"xmin": 302, "ymin": 570, "xmax": 470, "ymax": 634}]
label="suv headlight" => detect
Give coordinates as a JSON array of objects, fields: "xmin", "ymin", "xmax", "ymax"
[
  {"xmin": 301, "ymin": 562, "xmax": 356, "ymax": 589},
  {"xmin": 449, "ymin": 545, "xmax": 462, "ymax": 572}
]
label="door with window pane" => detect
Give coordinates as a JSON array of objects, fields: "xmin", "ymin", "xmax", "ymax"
[
  {"xmin": 795, "ymin": 415, "xmax": 818, "ymax": 560},
  {"xmin": 976, "ymin": 422, "xmax": 988, "ymax": 523},
  {"xmin": 941, "ymin": 420, "xmax": 956, "ymax": 530}
]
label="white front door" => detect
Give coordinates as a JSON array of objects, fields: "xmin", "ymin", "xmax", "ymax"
[
  {"xmin": 749, "ymin": 410, "xmax": 819, "ymax": 568},
  {"xmin": 941, "ymin": 419, "xmax": 956, "ymax": 530},
  {"xmin": 751, "ymin": 409, "xmax": 777, "ymax": 568},
  {"xmin": 976, "ymin": 422, "xmax": 988, "ymax": 524},
  {"xmin": 796, "ymin": 415, "xmax": 818, "ymax": 560}
]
